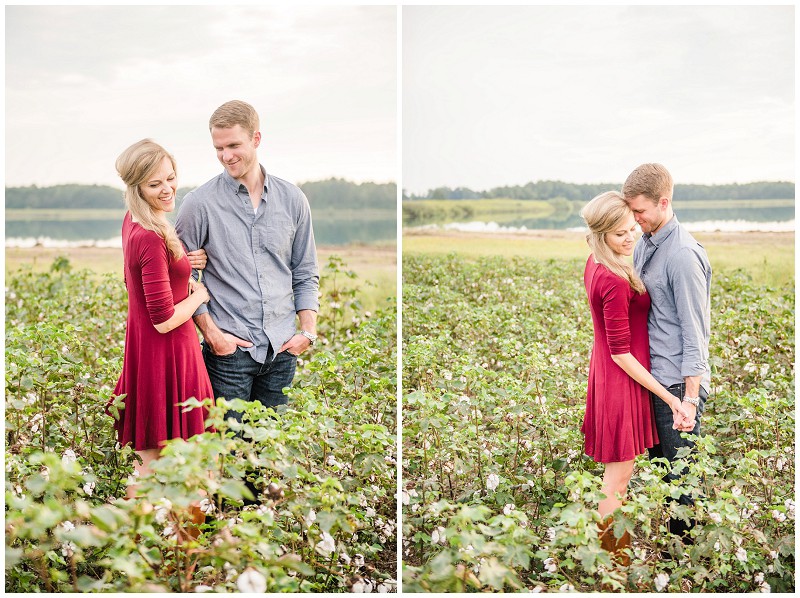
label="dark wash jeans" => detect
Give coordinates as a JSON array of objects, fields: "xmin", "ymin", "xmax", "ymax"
[
  {"xmin": 648, "ymin": 382, "xmax": 708, "ymax": 510},
  {"xmin": 202, "ymin": 343, "xmax": 297, "ymax": 423}
]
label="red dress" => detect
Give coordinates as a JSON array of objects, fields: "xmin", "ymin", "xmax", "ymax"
[
  {"xmin": 112, "ymin": 213, "xmax": 213, "ymax": 451},
  {"xmin": 582, "ymin": 256, "xmax": 658, "ymax": 463}
]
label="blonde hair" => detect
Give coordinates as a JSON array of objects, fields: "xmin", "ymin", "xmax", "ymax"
[
  {"xmin": 581, "ymin": 191, "xmax": 645, "ymax": 293},
  {"xmin": 116, "ymin": 139, "xmax": 183, "ymax": 260},
  {"xmin": 622, "ymin": 163, "xmax": 673, "ymax": 205},
  {"xmin": 209, "ymin": 100, "xmax": 260, "ymax": 137}
]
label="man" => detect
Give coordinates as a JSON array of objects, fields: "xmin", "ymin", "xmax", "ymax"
[
  {"xmin": 622, "ymin": 163, "xmax": 712, "ymax": 545},
  {"xmin": 176, "ymin": 99, "xmax": 319, "ymax": 422}
]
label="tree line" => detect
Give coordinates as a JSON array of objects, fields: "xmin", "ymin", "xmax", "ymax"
[
  {"xmin": 403, "ymin": 180, "xmax": 795, "ymax": 201},
  {"xmin": 6, "ymin": 178, "xmax": 396, "ymax": 211}
]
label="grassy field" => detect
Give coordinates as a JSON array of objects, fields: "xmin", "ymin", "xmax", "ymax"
[
  {"xmin": 5, "ymin": 244, "xmax": 397, "ymax": 314},
  {"xmin": 403, "ymin": 198, "xmax": 554, "ymax": 224},
  {"xmin": 403, "ymin": 229, "xmax": 794, "ymax": 288}
]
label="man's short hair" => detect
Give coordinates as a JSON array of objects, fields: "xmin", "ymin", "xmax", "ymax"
[
  {"xmin": 209, "ymin": 100, "xmax": 260, "ymax": 137},
  {"xmin": 622, "ymin": 163, "xmax": 673, "ymax": 204}
]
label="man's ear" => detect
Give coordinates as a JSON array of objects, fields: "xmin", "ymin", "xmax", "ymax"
[
  {"xmin": 658, "ymin": 196, "xmax": 669, "ymax": 210},
  {"xmin": 253, "ymin": 131, "xmax": 262, "ymax": 148}
]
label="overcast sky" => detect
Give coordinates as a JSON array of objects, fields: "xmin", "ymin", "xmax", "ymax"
[
  {"xmin": 5, "ymin": 4, "xmax": 396, "ymax": 189},
  {"xmin": 403, "ymin": 5, "xmax": 795, "ymax": 194}
]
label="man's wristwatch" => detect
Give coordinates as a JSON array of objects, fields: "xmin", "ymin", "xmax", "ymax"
[
  {"xmin": 682, "ymin": 396, "xmax": 700, "ymax": 407},
  {"xmin": 298, "ymin": 330, "xmax": 317, "ymax": 345}
]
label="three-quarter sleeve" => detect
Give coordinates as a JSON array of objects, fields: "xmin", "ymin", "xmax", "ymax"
[
  {"xmin": 136, "ymin": 231, "xmax": 175, "ymax": 326},
  {"xmin": 601, "ymin": 275, "xmax": 632, "ymax": 355}
]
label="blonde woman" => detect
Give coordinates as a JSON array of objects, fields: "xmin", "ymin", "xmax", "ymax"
[
  {"xmin": 580, "ymin": 191, "xmax": 689, "ymax": 564},
  {"xmin": 111, "ymin": 139, "xmax": 213, "ymax": 499}
]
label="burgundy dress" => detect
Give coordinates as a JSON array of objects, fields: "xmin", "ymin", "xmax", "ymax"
[
  {"xmin": 112, "ymin": 213, "xmax": 213, "ymax": 451},
  {"xmin": 582, "ymin": 256, "xmax": 658, "ymax": 463}
]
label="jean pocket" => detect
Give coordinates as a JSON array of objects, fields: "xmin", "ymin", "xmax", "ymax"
[{"xmin": 205, "ymin": 344, "xmax": 239, "ymax": 359}]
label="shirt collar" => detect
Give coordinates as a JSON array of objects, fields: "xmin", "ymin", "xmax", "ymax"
[
  {"xmin": 644, "ymin": 215, "xmax": 679, "ymax": 247},
  {"xmin": 221, "ymin": 164, "xmax": 269, "ymax": 195}
]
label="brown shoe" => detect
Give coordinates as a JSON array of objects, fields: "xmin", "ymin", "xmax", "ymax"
[
  {"xmin": 181, "ymin": 504, "xmax": 206, "ymax": 543},
  {"xmin": 598, "ymin": 516, "xmax": 631, "ymax": 567}
]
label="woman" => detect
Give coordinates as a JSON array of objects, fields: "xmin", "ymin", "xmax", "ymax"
[
  {"xmin": 580, "ymin": 191, "xmax": 688, "ymax": 564},
  {"xmin": 111, "ymin": 139, "xmax": 213, "ymax": 499}
]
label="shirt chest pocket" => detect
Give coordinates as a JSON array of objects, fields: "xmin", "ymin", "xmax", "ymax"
[
  {"xmin": 643, "ymin": 271, "xmax": 672, "ymax": 312},
  {"xmin": 261, "ymin": 219, "xmax": 295, "ymax": 260}
]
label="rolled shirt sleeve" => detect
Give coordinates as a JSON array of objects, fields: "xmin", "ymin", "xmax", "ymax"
[
  {"xmin": 290, "ymin": 190, "xmax": 320, "ymax": 313},
  {"xmin": 668, "ymin": 247, "xmax": 712, "ymax": 379}
]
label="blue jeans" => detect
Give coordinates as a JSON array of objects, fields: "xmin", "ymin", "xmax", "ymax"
[
  {"xmin": 202, "ymin": 344, "xmax": 297, "ymax": 423},
  {"xmin": 648, "ymin": 383, "xmax": 707, "ymax": 522}
]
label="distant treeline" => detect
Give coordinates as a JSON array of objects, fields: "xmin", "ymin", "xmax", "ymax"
[
  {"xmin": 404, "ymin": 180, "xmax": 795, "ymax": 201},
  {"xmin": 6, "ymin": 178, "xmax": 396, "ymax": 211}
]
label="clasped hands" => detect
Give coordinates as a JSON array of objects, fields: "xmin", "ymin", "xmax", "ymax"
[{"xmin": 672, "ymin": 401, "xmax": 696, "ymax": 432}]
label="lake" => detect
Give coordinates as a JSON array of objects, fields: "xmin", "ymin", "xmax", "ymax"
[
  {"xmin": 404, "ymin": 200, "xmax": 795, "ymax": 233},
  {"xmin": 5, "ymin": 208, "xmax": 396, "ymax": 247}
]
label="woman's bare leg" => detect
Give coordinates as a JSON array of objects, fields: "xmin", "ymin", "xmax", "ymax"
[
  {"xmin": 126, "ymin": 448, "xmax": 161, "ymax": 499},
  {"xmin": 599, "ymin": 460, "xmax": 634, "ymax": 518}
]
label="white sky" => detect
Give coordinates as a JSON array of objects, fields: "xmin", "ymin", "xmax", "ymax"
[
  {"xmin": 403, "ymin": 4, "xmax": 795, "ymax": 194},
  {"xmin": 5, "ymin": 4, "xmax": 397, "ymax": 188}
]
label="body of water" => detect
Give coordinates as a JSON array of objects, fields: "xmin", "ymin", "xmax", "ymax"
[
  {"xmin": 405, "ymin": 203, "xmax": 795, "ymax": 234},
  {"xmin": 5, "ymin": 211, "xmax": 396, "ymax": 248}
]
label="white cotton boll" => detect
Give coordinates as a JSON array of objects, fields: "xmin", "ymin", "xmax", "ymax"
[
  {"xmin": 315, "ymin": 531, "xmax": 336, "ymax": 557},
  {"xmin": 61, "ymin": 541, "xmax": 76, "ymax": 558},
  {"xmin": 654, "ymin": 573, "xmax": 669, "ymax": 592},
  {"xmin": 305, "ymin": 509, "xmax": 317, "ymax": 527},
  {"xmin": 162, "ymin": 524, "xmax": 178, "ymax": 541},
  {"xmin": 486, "ymin": 473, "xmax": 500, "ymax": 491},
  {"xmin": 431, "ymin": 526, "xmax": 446, "ymax": 545},
  {"xmin": 199, "ymin": 498, "xmax": 215, "ymax": 515},
  {"xmin": 236, "ymin": 568, "xmax": 267, "ymax": 593},
  {"xmin": 60, "ymin": 521, "xmax": 76, "ymax": 532}
]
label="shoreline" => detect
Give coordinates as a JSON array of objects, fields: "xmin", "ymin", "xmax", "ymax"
[{"xmin": 403, "ymin": 227, "xmax": 794, "ymax": 243}]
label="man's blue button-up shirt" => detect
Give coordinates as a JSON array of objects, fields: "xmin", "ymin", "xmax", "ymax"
[{"xmin": 176, "ymin": 165, "xmax": 319, "ymax": 363}]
